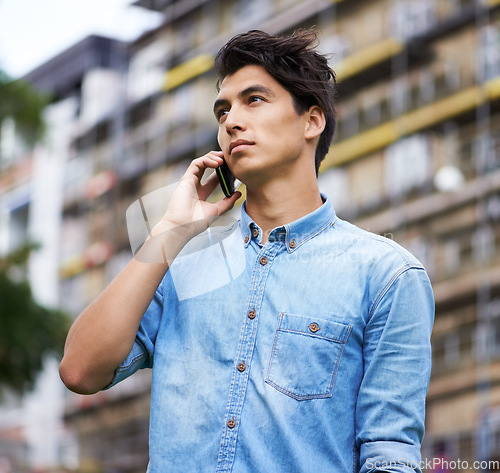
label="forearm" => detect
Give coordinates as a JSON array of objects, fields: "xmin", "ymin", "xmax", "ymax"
[
  {"xmin": 59, "ymin": 227, "xmax": 186, "ymax": 394},
  {"xmin": 59, "ymin": 152, "xmax": 241, "ymax": 394}
]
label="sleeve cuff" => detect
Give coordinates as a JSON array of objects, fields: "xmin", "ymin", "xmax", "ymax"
[
  {"xmin": 360, "ymin": 441, "xmax": 422, "ymax": 473},
  {"xmin": 102, "ymin": 343, "xmax": 149, "ymax": 390}
]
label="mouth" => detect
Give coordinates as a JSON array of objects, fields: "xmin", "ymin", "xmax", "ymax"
[{"xmin": 229, "ymin": 139, "xmax": 254, "ymax": 155}]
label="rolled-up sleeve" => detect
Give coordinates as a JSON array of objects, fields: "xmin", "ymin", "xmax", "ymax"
[
  {"xmin": 104, "ymin": 286, "xmax": 164, "ymax": 390},
  {"xmin": 357, "ymin": 266, "xmax": 435, "ymax": 473}
]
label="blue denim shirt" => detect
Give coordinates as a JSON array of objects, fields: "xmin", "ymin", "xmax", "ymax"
[{"xmin": 108, "ymin": 195, "xmax": 434, "ymax": 473}]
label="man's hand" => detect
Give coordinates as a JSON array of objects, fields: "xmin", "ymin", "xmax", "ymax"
[{"xmin": 152, "ymin": 151, "xmax": 242, "ymax": 240}]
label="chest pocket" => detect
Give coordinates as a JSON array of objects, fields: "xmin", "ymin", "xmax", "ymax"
[{"xmin": 265, "ymin": 313, "xmax": 352, "ymax": 401}]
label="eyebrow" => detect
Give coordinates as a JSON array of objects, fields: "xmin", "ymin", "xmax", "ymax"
[{"xmin": 213, "ymin": 84, "xmax": 276, "ymax": 116}]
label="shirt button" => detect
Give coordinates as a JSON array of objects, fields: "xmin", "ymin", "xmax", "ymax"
[
  {"xmin": 244, "ymin": 236, "xmax": 249, "ymax": 244},
  {"xmin": 252, "ymin": 228, "xmax": 259, "ymax": 238},
  {"xmin": 259, "ymin": 256, "xmax": 268, "ymax": 266},
  {"xmin": 227, "ymin": 418, "xmax": 236, "ymax": 429},
  {"xmin": 309, "ymin": 322, "xmax": 320, "ymax": 333},
  {"xmin": 248, "ymin": 309, "xmax": 256, "ymax": 319},
  {"xmin": 237, "ymin": 361, "xmax": 246, "ymax": 372},
  {"xmin": 289, "ymin": 238, "xmax": 296, "ymax": 248}
]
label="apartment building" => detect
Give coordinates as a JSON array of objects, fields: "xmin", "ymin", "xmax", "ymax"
[
  {"xmin": 0, "ymin": 35, "xmax": 127, "ymax": 471},
  {"xmin": 5, "ymin": 0, "xmax": 498, "ymax": 470}
]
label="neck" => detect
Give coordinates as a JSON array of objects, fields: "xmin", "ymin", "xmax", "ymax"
[{"xmin": 245, "ymin": 177, "xmax": 323, "ymax": 244}]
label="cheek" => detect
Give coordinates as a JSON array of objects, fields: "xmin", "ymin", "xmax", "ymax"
[
  {"xmin": 277, "ymin": 109, "xmax": 306, "ymax": 134},
  {"xmin": 217, "ymin": 126, "xmax": 230, "ymax": 143},
  {"xmin": 279, "ymin": 115, "xmax": 307, "ymax": 144}
]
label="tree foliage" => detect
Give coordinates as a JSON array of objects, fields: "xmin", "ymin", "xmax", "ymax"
[
  {"xmin": 0, "ymin": 69, "xmax": 49, "ymax": 148},
  {"xmin": 0, "ymin": 67, "xmax": 65, "ymax": 394},
  {"xmin": 0, "ymin": 243, "xmax": 71, "ymax": 394},
  {"xmin": 0, "ymin": 68, "xmax": 66, "ymax": 394}
]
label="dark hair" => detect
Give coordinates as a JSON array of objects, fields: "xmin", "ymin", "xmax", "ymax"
[{"xmin": 215, "ymin": 29, "xmax": 337, "ymax": 175}]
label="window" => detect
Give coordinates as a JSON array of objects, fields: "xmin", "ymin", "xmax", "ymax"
[
  {"xmin": 362, "ymin": 93, "xmax": 381, "ymax": 127},
  {"xmin": 432, "ymin": 321, "xmax": 477, "ymax": 375},
  {"xmin": 174, "ymin": 19, "xmax": 198, "ymax": 57},
  {"xmin": 457, "ymin": 431, "xmax": 475, "ymax": 462},
  {"xmin": 419, "ymin": 68, "xmax": 435, "ymax": 104},
  {"xmin": 431, "ymin": 335, "xmax": 446, "ymax": 374},
  {"xmin": 128, "ymin": 42, "xmax": 167, "ymax": 102},
  {"xmin": 64, "ymin": 153, "xmax": 92, "ymax": 204},
  {"xmin": 474, "ymin": 132, "xmax": 500, "ymax": 175},
  {"xmin": 390, "ymin": 77, "xmax": 409, "ymax": 117},
  {"xmin": 458, "ymin": 233, "xmax": 473, "ymax": 268},
  {"xmin": 384, "ymin": 134, "xmax": 431, "ymax": 199},
  {"xmin": 445, "ymin": 327, "xmax": 473, "ymax": 369},
  {"xmin": 341, "ymin": 112, "xmax": 359, "ymax": 138},
  {"xmin": 0, "ymin": 117, "xmax": 16, "ymax": 168},
  {"xmin": 477, "ymin": 24, "xmax": 500, "ymax": 83},
  {"xmin": 336, "ymin": 100, "xmax": 360, "ymax": 140},
  {"xmin": 318, "ymin": 167, "xmax": 350, "ymax": 213},
  {"xmin": 472, "ymin": 225, "xmax": 495, "ymax": 264},
  {"xmin": 448, "ymin": 0, "xmax": 476, "ymax": 11},
  {"xmin": 486, "ymin": 194, "xmax": 500, "ymax": 222},
  {"xmin": 168, "ymin": 84, "xmax": 194, "ymax": 129},
  {"xmin": 232, "ymin": 0, "xmax": 270, "ymax": 29},
  {"xmin": 80, "ymin": 69, "xmax": 122, "ymax": 126},
  {"xmin": 489, "ymin": 319, "xmax": 500, "ymax": 361},
  {"xmin": 388, "ymin": 0, "xmax": 436, "ymax": 40},
  {"xmin": 8, "ymin": 203, "xmax": 29, "ymax": 253},
  {"xmin": 347, "ymin": 154, "xmax": 384, "ymax": 213},
  {"xmin": 444, "ymin": 59, "xmax": 461, "ymax": 91},
  {"xmin": 489, "ymin": 419, "xmax": 500, "ymax": 461},
  {"xmin": 443, "ymin": 239, "xmax": 460, "ymax": 275},
  {"xmin": 320, "ymin": 34, "xmax": 351, "ymax": 66},
  {"xmin": 59, "ymin": 274, "xmax": 87, "ymax": 315},
  {"xmin": 487, "ymin": 298, "xmax": 500, "ymax": 319},
  {"xmin": 458, "ymin": 133, "xmax": 477, "ymax": 181},
  {"xmin": 444, "ymin": 332, "xmax": 460, "ymax": 366}
]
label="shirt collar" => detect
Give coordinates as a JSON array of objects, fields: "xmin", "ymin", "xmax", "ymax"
[{"xmin": 240, "ymin": 193, "xmax": 337, "ymax": 252}]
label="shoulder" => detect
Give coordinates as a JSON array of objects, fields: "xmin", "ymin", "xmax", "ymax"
[
  {"xmin": 330, "ymin": 219, "xmax": 433, "ymax": 321},
  {"xmin": 332, "ymin": 217, "xmax": 425, "ymax": 271}
]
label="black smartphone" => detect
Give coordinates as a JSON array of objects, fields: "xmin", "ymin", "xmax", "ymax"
[{"xmin": 216, "ymin": 159, "xmax": 236, "ymax": 197}]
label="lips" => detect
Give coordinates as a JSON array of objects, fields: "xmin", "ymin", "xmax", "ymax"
[{"xmin": 229, "ymin": 139, "xmax": 254, "ymax": 155}]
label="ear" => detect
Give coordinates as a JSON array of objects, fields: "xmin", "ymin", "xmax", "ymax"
[{"xmin": 304, "ymin": 105, "xmax": 326, "ymax": 140}]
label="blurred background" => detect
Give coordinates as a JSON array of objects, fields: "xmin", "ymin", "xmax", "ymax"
[{"xmin": 0, "ymin": 0, "xmax": 499, "ymax": 471}]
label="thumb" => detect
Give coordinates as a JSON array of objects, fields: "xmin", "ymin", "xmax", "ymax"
[{"xmin": 214, "ymin": 191, "xmax": 242, "ymax": 216}]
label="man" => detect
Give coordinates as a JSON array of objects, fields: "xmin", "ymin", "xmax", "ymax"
[{"xmin": 60, "ymin": 30, "xmax": 434, "ymax": 473}]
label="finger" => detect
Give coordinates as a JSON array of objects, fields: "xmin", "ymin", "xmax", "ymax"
[
  {"xmin": 213, "ymin": 191, "xmax": 243, "ymax": 216},
  {"xmin": 198, "ymin": 171, "xmax": 221, "ymax": 201},
  {"xmin": 187, "ymin": 152, "xmax": 224, "ymax": 182}
]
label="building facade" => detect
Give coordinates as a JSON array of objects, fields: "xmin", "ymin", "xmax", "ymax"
[
  {"xmin": 0, "ymin": 35, "xmax": 128, "ymax": 471},
  {"xmin": 2, "ymin": 0, "xmax": 500, "ymax": 470}
]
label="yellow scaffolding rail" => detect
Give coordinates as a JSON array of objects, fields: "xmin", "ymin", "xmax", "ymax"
[
  {"xmin": 163, "ymin": 54, "xmax": 214, "ymax": 91},
  {"xmin": 322, "ymin": 76, "xmax": 500, "ymax": 170}
]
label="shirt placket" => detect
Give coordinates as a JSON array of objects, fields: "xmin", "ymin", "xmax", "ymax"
[{"xmin": 216, "ymin": 241, "xmax": 280, "ymax": 473}]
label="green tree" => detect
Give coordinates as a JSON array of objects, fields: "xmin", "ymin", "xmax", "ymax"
[
  {"xmin": 0, "ymin": 243, "xmax": 70, "ymax": 394},
  {"xmin": 0, "ymin": 68, "xmax": 49, "ymax": 161},
  {"xmin": 0, "ymin": 70, "xmax": 67, "ymax": 394}
]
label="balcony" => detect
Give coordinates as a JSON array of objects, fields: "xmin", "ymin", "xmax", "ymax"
[{"xmin": 323, "ymin": 76, "xmax": 500, "ymax": 169}]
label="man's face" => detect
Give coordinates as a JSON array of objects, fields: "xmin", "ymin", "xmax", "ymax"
[{"xmin": 214, "ymin": 65, "xmax": 311, "ymax": 187}]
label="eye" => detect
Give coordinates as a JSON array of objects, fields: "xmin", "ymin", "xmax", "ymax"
[
  {"xmin": 216, "ymin": 108, "xmax": 229, "ymax": 122},
  {"xmin": 249, "ymin": 96, "xmax": 264, "ymax": 104}
]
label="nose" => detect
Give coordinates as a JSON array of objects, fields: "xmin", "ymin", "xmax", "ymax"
[{"xmin": 224, "ymin": 106, "xmax": 246, "ymax": 135}]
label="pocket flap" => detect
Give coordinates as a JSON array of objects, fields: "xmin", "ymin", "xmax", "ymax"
[{"xmin": 278, "ymin": 313, "xmax": 351, "ymax": 343}]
